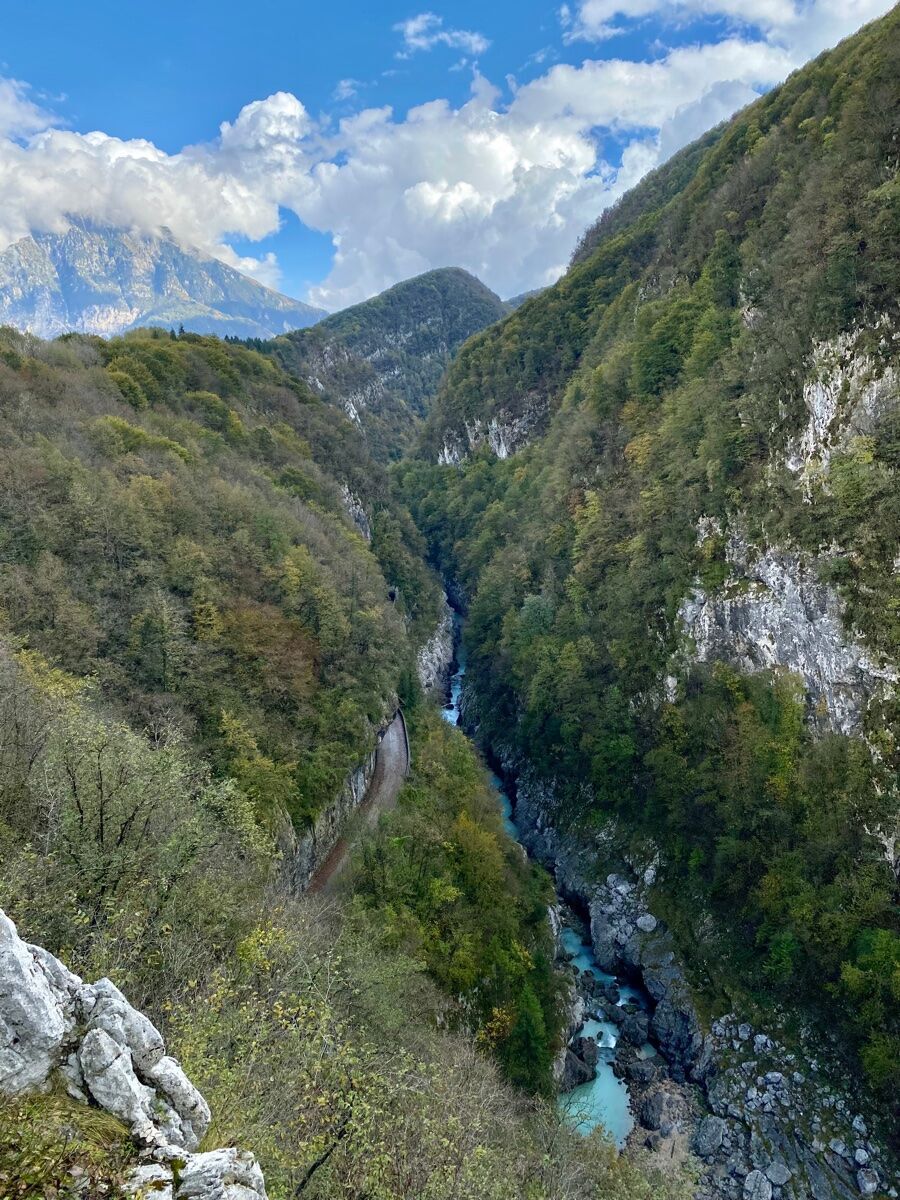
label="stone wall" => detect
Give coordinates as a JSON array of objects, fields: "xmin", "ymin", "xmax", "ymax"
[
  {"xmin": 286, "ymin": 730, "xmax": 384, "ymax": 893},
  {"xmin": 417, "ymin": 594, "xmax": 454, "ymax": 696}
]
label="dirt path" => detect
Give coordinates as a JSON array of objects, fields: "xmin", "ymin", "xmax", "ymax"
[{"xmin": 308, "ymin": 712, "xmax": 409, "ymax": 895}]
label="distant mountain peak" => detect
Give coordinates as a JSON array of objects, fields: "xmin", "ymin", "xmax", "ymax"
[
  {"xmin": 0, "ymin": 224, "xmax": 326, "ymax": 339},
  {"xmin": 268, "ymin": 265, "xmax": 508, "ymax": 461}
]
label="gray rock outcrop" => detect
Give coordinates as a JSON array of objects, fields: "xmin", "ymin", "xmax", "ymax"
[
  {"xmin": 417, "ymin": 596, "xmax": 454, "ymax": 696},
  {"xmin": 678, "ymin": 531, "xmax": 897, "ymax": 738},
  {"xmin": 509, "ymin": 773, "xmax": 896, "ymax": 1200},
  {"xmin": 0, "ymin": 908, "xmax": 267, "ymax": 1200}
]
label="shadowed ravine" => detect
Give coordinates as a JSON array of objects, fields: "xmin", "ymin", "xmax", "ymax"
[{"xmin": 441, "ymin": 621, "xmax": 641, "ymax": 1148}]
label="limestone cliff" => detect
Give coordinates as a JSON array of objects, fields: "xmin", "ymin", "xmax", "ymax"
[{"xmin": 417, "ymin": 595, "xmax": 454, "ymax": 696}]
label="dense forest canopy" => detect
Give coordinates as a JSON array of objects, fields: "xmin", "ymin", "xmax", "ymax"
[
  {"xmin": 398, "ymin": 7, "xmax": 900, "ymax": 1111},
  {"xmin": 259, "ymin": 268, "xmax": 509, "ymax": 461},
  {"xmin": 0, "ymin": 325, "xmax": 441, "ymax": 831}
]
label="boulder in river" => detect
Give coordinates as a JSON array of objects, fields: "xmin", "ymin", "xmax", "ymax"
[
  {"xmin": 560, "ymin": 1046, "xmax": 596, "ymax": 1091},
  {"xmin": 621, "ymin": 1010, "xmax": 650, "ymax": 1046},
  {"xmin": 571, "ymin": 1035, "xmax": 599, "ymax": 1068}
]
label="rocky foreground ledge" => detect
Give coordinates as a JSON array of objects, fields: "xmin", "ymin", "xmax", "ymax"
[{"xmin": 0, "ymin": 908, "xmax": 267, "ymax": 1200}]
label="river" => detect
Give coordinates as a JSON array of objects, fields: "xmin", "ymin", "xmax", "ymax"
[{"xmin": 441, "ymin": 624, "xmax": 641, "ymax": 1148}]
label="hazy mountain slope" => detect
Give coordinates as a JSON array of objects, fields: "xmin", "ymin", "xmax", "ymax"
[
  {"xmin": 266, "ymin": 268, "xmax": 508, "ymax": 460},
  {"xmin": 400, "ymin": 2, "xmax": 900, "ymax": 1143},
  {"xmin": 0, "ymin": 224, "xmax": 325, "ymax": 339}
]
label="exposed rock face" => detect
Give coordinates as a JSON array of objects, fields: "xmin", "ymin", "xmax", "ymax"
[
  {"xmin": 676, "ymin": 333, "xmax": 899, "ymax": 739},
  {"xmin": 785, "ymin": 331, "xmax": 897, "ymax": 487},
  {"xmin": 437, "ymin": 403, "xmax": 543, "ymax": 464},
  {"xmin": 678, "ymin": 528, "xmax": 897, "ymax": 737},
  {"xmin": 0, "ymin": 909, "xmax": 266, "ymax": 1200},
  {"xmin": 560, "ymin": 1042, "xmax": 598, "ymax": 1091},
  {"xmin": 339, "ymin": 484, "xmax": 372, "ymax": 542},
  {"xmin": 417, "ymin": 596, "xmax": 454, "ymax": 696},
  {"xmin": 504, "ymin": 770, "xmax": 896, "ymax": 1200},
  {"xmin": 0, "ymin": 224, "xmax": 325, "ymax": 339}
]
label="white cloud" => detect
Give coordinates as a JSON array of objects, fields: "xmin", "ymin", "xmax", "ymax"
[
  {"xmin": 0, "ymin": 0, "xmax": 891, "ymax": 306},
  {"xmin": 333, "ymin": 78, "xmax": 363, "ymax": 102},
  {"xmin": 561, "ymin": 0, "xmax": 893, "ymax": 55},
  {"xmin": 394, "ymin": 12, "xmax": 490, "ymax": 57},
  {"xmin": 0, "ymin": 77, "xmax": 56, "ymax": 138}
]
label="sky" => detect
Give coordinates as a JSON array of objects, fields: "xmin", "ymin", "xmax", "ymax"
[{"xmin": 0, "ymin": 0, "xmax": 893, "ymax": 310}]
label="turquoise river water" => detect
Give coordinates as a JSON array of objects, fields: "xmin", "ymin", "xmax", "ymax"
[{"xmin": 441, "ymin": 627, "xmax": 641, "ymax": 1147}]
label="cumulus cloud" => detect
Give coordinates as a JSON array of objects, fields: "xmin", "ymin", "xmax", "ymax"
[
  {"xmin": 395, "ymin": 12, "xmax": 490, "ymax": 57},
  {"xmin": 0, "ymin": 0, "xmax": 891, "ymax": 306}
]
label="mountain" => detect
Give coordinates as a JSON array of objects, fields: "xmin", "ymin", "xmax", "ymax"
[
  {"xmin": 504, "ymin": 287, "xmax": 546, "ymax": 310},
  {"xmin": 265, "ymin": 267, "xmax": 508, "ymax": 460},
  {"xmin": 399, "ymin": 5, "xmax": 900, "ymax": 1183},
  {"xmin": 0, "ymin": 322, "xmax": 642, "ymax": 1198},
  {"xmin": 0, "ymin": 223, "xmax": 326, "ymax": 339}
]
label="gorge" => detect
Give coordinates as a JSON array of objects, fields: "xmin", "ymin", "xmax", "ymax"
[
  {"xmin": 441, "ymin": 604, "xmax": 896, "ymax": 1200},
  {"xmin": 0, "ymin": 7, "xmax": 898, "ymax": 1199}
]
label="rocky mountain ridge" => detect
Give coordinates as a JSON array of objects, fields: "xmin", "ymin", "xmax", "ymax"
[
  {"xmin": 0, "ymin": 223, "xmax": 325, "ymax": 339},
  {"xmin": 267, "ymin": 268, "xmax": 508, "ymax": 460}
]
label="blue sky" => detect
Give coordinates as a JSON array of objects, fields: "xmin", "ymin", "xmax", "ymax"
[{"xmin": 0, "ymin": 1, "xmax": 892, "ymax": 308}]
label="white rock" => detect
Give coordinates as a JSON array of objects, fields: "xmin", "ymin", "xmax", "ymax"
[
  {"xmin": 78, "ymin": 1028, "xmax": 157, "ymax": 1137},
  {"xmin": 785, "ymin": 331, "xmax": 896, "ymax": 486},
  {"xmin": 146, "ymin": 1056, "xmax": 211, "ymax": 1150},
  {"xmin": 0, "ymin": 910, "xmax": 73, "ymax": 1094},
  {"xmin": 177, "ymin": 1148, "xmax": 267, "ymax": 1200},
  {"xmin": 82, "ymin": 977, "xmax": 166, "ymax": 1073},
  {"xmin": 636, "ymin": 914, "xmax": 658, "ymax": 933},
  {"xmin": 678, "ymin": 532, "xmax": 897, "ymax": 738},
  {"xmin": 125, "ymin": 1163, "xmax": 174, "ymax": 1199},
  {"xmin": 0, "ymin": 907, "xmax": 268, "ymax": 1199}
]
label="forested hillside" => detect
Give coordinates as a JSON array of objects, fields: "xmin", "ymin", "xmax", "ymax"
[
  {"xmin": 399, "ymin": 4, "xmax": 900, "ymax": 1124},
  {"xmin": 0, "ymin": 326, "xmax": 437, "ymax": 831},
  {"xmin": 0, "ymin": 322, "xmax": 684, "ymax": 1199},
  {"xmin": 262, "ymin": 268, "xmax": 508, "ymax": 461}
]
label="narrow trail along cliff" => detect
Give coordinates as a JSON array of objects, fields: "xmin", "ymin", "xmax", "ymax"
[{"xmin": 309, "ymin": 712, "xmax": 410, "ymax": 895}]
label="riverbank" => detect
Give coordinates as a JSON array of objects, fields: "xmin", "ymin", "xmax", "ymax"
[
  {"xmin": 442, "ymin": 619, "xmax": 662, "ymax": 1152},
  {"xmin": 443, "ymin": 609, "xmax": 896, "ymax": 1200}
]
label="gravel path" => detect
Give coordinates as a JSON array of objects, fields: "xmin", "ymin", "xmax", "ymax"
[{"xmin": 308, "ymin": 712, "xmax": 409, "ymax": 895}]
